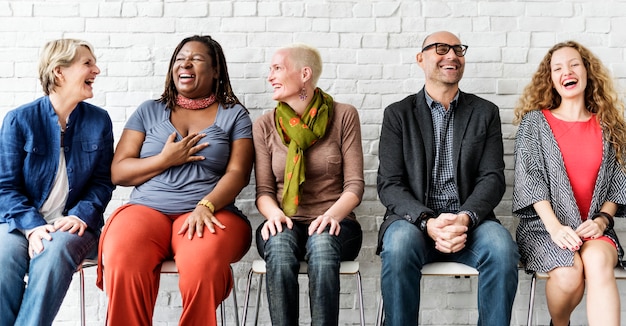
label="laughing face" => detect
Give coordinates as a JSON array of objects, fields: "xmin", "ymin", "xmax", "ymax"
[
  {"xmin": 417, "ymin": 31, "xmax": 465, "ymax": 88},
  {"xmin": 550, "ymin": 46, "xmax": 587, "ymax": 101},
  {"xmin": 173, "ymin": 41, "xmax": 218, "ymax": 99},
  {"xmin": 57, "ymin": 46, "xmax": 100, "ymax": 101},
  {"xmin": 267, "ymin": 49, "xmax": 303, "ymax": 103}
]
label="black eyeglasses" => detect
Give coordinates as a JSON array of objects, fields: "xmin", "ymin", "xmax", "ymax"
[{"xmin": 421, "ymin": 43, "xmax": 468, "ymax": 57}]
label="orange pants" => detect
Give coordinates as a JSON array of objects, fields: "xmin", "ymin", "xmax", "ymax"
[{"xmin": 98, "ymin": 204, "xmax": 251, "ymax": 326}]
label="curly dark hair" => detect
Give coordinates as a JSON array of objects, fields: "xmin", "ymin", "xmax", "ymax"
[{"xmin": 159, "ymin": 35, "xmax": 241, "ymax": 109}]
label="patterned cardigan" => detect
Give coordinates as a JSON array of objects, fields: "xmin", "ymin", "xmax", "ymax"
[{"xmin": 513, "ymin": 110, "xmax": 626, "ymax": 273}]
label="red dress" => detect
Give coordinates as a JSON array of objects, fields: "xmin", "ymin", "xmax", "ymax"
[{"xmin": 543, "ymin": 109, "xmax": 615, "ymax": 247}]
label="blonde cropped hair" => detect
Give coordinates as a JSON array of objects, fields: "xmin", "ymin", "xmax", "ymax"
[
  {"xmin": 38, "ymin": 39, "xmax": 95, "ymax": 95},
  {"xmin": 513, "ymin": 41, "xmax": 626, "ymax": 166},
  {"xmin": 281, "ymin": 44, "xmax": 323, "ymax": 87}
]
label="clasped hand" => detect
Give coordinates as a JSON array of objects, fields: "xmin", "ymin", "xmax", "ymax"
[
  {"xmin": 550, "ymin": 219, "xmax": 604, "ymax": 251},
  {"xmin": 28, "ymin": 215, "xmax": 87, "ymax": 258},
  {"xmin": 427, "ymin": 213, "xmax": 469, "ymax": 254}
]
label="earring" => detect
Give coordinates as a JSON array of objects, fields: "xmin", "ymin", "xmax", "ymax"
[{"xmin": 299, "ymin": 87, "xmax": 307, "ymax": 101}]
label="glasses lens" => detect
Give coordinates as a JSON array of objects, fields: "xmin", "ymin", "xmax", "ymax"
[
  {"xmin": 451, "ymin": 45, "xmax": 466, "ymax": 56},
  {"xmin": 435, "ymin": 44, "xmax": 451, "ymax": 55}
]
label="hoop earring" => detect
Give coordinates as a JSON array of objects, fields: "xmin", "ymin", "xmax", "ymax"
[{"xmin": 299, "ymin": 87, "xmax": 307, "ymax": 101}]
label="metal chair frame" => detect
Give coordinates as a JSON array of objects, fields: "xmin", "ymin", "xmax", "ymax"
[{"xmin": 241, "ymin": 259, "xmax": 364, "ymax": 326}]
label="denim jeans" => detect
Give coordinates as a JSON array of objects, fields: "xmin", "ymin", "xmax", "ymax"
[
  {"xmin": 380, "ymin": 219, "xmax": 519, "ymax": 326},
  {"xmin": 0, "ymin": 223, "xmax": 98, "ymax": 326},
  {"xmin": 256, "ymin": 218, "xmax": 362, "ymax": 326}
]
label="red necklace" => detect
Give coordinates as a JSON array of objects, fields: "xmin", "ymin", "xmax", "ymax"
[{"xmin": 176, "ymin": 94, "xmax": 216, "ymax": 110}]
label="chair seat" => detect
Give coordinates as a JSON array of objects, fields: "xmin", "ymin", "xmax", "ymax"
[
  {"xmin": 421, "ymin": 262, "xmax": 479, "ymax": 276},
  {"xmin": 251, "ymin": 259, "xmax": 360, "ymax": 274},
  {"xmin": 160, "ymin": 260, "xmax": 178, "ymax": 273}
]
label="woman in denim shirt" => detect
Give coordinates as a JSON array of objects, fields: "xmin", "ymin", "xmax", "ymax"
[{"xmin": 0, "ymin": 39, "xmax": 114, "ymax": 325}]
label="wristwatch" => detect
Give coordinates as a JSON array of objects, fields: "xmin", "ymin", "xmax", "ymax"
[{"xmin": 418, "ymin": 212, "xmax": 435, "ymax": 233}]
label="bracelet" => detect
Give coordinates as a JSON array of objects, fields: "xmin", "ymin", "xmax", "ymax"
[
  {"xmin": 197, "ymin": 199, "xmax": 215, "ymax": 213},
  {"xmin": 592, "ymin": 211, "xmax": 614, "ymax": 231}
]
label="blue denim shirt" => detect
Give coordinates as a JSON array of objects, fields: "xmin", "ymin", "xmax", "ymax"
[{"xmin": 0, "ymin": 96, "xmax": 115, "ymax": 233}]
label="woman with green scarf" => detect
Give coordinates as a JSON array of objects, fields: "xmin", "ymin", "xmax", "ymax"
[{"xmin": 253, "ymin": 44, "xmax": 364, "ymax": 325}]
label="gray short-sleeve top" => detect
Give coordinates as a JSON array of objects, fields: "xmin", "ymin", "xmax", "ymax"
[{"xmin": 125, "ymin": 100, "xmax": 252, "ymax": 215}]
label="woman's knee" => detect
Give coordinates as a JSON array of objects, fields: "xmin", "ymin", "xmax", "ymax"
[
  {"xmin": 548, "ymin": 265, "xmax": 585, "ymax": 293},
  {"xmin": 262, "ymin": 229, "xmax": 302, "ymax": 269},
  {"xmin": 580, "ymin": 242, "xmax": 618, "ymax": 280},
  {"xmin": 305, "ymin": 233, "xmax": 342, "ymax": 266}
]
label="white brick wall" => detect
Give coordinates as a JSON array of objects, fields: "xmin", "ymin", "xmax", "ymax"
[{"xmin": 1, "ymin": 1, "xmax": 625, "ymax": 325}]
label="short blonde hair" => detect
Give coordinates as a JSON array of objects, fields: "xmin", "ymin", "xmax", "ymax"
[
  {"xmin": 280, "ymin": 44, "xmax": 323, "ymax": 87},
  {"xmin": 38, "ymin": 39, "xmax": 95, "ymax": 95}
]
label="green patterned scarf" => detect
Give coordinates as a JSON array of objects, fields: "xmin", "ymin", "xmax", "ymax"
[{"xmin": 275, "ymin": 88, "xmax": 333, "ymax": 216}]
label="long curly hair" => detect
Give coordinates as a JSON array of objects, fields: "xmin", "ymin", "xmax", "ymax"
[
  {"xmin": 513, "ymin": 40, "xmax": 626, "ymax": 166},
  {"xmin": 159, "ymin": 35, "xmax": 241, "ymax": 109}
]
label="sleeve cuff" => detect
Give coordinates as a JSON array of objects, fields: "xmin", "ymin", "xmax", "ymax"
[{"xmin": 458, "ymin": 210, "xmax": 478, "ymax": 228}]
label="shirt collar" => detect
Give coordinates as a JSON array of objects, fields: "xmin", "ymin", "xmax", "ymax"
[{"xmin": 424, "ymin": 90, "xmax": 460, "ymax": 110}]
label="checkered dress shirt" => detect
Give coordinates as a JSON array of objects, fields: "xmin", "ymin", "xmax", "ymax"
[{"xmin": 425, "ymin": 92, "xmax": 460, "ymax": 215}]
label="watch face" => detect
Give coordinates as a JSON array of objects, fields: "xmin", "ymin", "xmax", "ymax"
[{"xmin": 419, "ymin": 219, "xmax": 427, "ymax": 231}]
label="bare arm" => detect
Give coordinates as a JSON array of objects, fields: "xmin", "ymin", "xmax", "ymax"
[
  {"xmin": 257, "ymin": 194, "xmax": 293, "ymax": 240},
  {"xmin": 308, "ymin": 192, "xmax": 361, "ymax": 236}
]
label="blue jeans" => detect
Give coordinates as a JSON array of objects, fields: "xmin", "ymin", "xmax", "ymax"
[
  {"xmin": 0, "ymin": 223, "xmax": 98, "ymax": 326},
  {"xmin": 380, "ymin": 219, "xmax": 519, "ymax": 326},
  {"xmin": 256, "ymin": 218, "xmax": 362, "ymax": 326}
]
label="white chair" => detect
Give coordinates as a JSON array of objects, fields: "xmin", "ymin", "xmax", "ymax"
[
  {"xmin": 526, "ymin": 266, "xmax": 626, "ymax": 326},
  {"xmin": 241, "ymin": 259, "xmax": 364, "ymax": 326},
  {"xmin": 160, "ymin": 260, "xmax": 239, "ymax": 326},
  {"xmin": 375, "ymin": 261, "xmax": 479, "ymax": 326}
]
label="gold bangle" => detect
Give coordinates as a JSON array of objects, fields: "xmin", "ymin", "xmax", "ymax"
[{"xmin": 197, "ymin": 200, "xmax": 215, "ymax": 213}]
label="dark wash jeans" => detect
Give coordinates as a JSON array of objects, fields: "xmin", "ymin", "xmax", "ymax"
[
  {"xmin": 256, "ymin": 218, "xmax": 362, "ymax": 326},
  {"xmin": 380, "ymin": 219, "xmax": 520, "ymax": 326}
]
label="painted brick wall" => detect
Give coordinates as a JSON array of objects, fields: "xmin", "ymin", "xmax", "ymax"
[{"xmin": 1, "ymin": 1, "xmax": 626, "ymax": 325}]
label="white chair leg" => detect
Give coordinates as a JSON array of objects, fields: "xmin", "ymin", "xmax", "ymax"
[
  {"xmin": 231, "ymin": 280, "xmax": 239, "ymax": 326},
  {"xmin": 220, "ymin": 302, "xmax": 225, "ymax": 326},
  {"xmin": 79, "ymin": 267, "xmax": 86, "ymax": 326},
  {"xmin": 376, "ymin": 295, "xmax": 384, "ymax": 326},
  {"xmin": 241, "ymin": 268, "xmax": 254, "ymax": 325},
  {"xmin": 219, "ymin": 266, "xmax": 239, "ymax": 326},
  {"xmin": 527, "ymin": 273, "xmax": 537, "ymax": 326},
  {"xmin": 253, "ymin": 274, "xmax": 263, "ymax": 326},
  {"xmin": 356, "ymin": 271, "xmax": 364, "ymax": 326}
]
